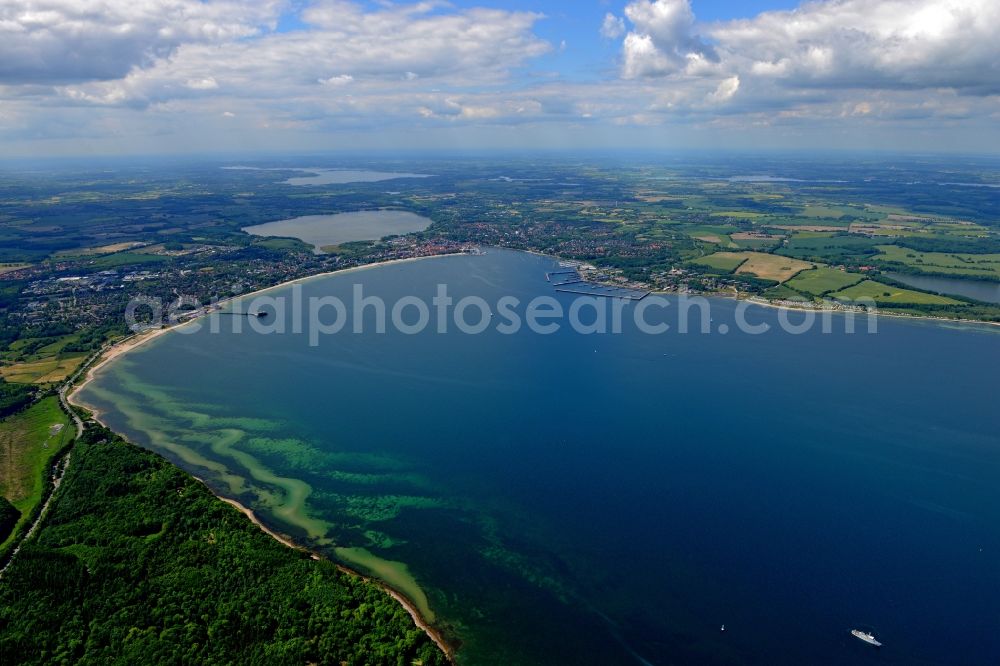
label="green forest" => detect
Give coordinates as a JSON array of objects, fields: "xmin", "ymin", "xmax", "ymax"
[{"xmin": 0, "ymin": 427, "xmax": 446, "ymax": 666}]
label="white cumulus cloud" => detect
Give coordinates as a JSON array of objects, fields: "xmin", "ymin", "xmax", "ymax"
[
  {"xmin": 616, "ymin": 0, "xmax": 1000, "ymax": 95},
  {"xmin": 1, "ymin": 0, "xmax": 998, "ymax": 152},
  {"xmin": 621, "ymin": 0, "xmax": 716, "ymax": 77},
  {"xmin": 52, "ymin": 1, "xmax": 550, "ymax": 112},
  {"xmin": 319, "ymin": 75, "xmax": 354, "ymax": 87},
  {"xmin": 186, "ymin": 77, "xmax": 219, "ymax": 90},
  {"xmin": 711, "ymin": 0, "xmax": 1000, "ymax": 94},
  {"xmin": 601, "ymin": 13, "xmax": 626, "ymax": 40},
  {"xmin": 0, "ymin": 0, "xmax": 282, "ymax": 84},
  {"xmin": 707, "ymin": 76, "xmax": 740, "ymax": 104}
]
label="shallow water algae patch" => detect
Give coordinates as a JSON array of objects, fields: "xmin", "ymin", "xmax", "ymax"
[
  {"xmin": 336, "ymin": 546, "xmax": 436, "ymax": 623},
  {"xmin": 0, "ymin": 428, "xmax": 447, "ymax": 665}
]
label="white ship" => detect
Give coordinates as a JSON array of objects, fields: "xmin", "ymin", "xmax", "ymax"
[{"xmin": 851, "ymin": 629, "xmax": 882, "ymax": 647}]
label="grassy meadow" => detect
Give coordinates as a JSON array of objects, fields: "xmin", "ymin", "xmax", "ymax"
[
  {"xmin": 0, "ymin": 397, "xmax": 73, "ymax": 548},
  {"xmin": 785, "ymin": 267, "xmax": 865, "ymax": 296},
  {"xmin": 875, "ymin": 245, "xmax": 1000, "ymax": 279},
  {"xmin": 831, "ymin": 280, "xmax": 964, "ymax": 305},
  {"xmin": 0, "ymin": 354, "xmax": 87, "ymax": 384}
]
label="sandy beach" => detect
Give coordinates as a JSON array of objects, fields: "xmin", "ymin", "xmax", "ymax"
[
  {"xmin": 221, "ymin": 252, "xmax": 462, "ymax": 304},
  {"xmin": 68, "ymin": 326, "xmax": 176, "ymax": 419},
  {"xmin": 731, "ymin": 293, "xmax": 1000, "ymax": 329},
  {"xmin": 64, "ymin": 252, "xmax": 463, "ymax": 661},
  {"xmin": 210, "ymin": 483, "xmax": 454, "ymax": 660},
  {"xmin": 67, "ymin": 252, "xmax": 467, "ymax": 414}
]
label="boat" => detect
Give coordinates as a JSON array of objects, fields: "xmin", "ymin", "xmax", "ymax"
[{"xmin": 851, "ymin": 629, "xmax": 882, "ymax": 647}]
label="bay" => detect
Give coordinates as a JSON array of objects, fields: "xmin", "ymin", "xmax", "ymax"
[{"xmin": 78, "ymin": 249, "xmax": 1000, "ymax": 665}]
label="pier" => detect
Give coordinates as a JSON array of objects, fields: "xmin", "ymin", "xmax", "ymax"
[
  {"xmin": 555, "ymin": 284, "xmax": 650, "ymax": 301},
  {"xmin": 547, "ymin": 268, "xmax": 649, "ymax": 300},
  {"xmin": 545, "ymin": 270, "xmax": 579, "ymax": 282},
  {"xmin": 216, "ymin": 311, "xmax": 268, "ymax": 318}
]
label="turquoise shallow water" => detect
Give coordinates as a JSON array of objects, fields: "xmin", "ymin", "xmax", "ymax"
[{"xmin": 79, "ymin": 250, "xmax": 1000, "ymax": 665}]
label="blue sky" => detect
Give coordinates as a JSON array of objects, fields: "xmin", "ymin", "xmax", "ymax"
[
  {"xmin": 275, "ymin": 2, "xmax": 806, "ymax": 81},
  {"xmin": 0, "ymin": 0, "xmax": 998, "ymax": 156}
]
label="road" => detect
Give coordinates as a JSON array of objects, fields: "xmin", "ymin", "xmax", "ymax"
[{"xmin": 0, "ymin": 352, "xmax": 93, "ymax": 578}]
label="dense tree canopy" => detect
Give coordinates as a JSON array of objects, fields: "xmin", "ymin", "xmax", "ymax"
[
  {"xmin": 0, "ymin": 428, "xmax": 446, "ymax": 666},
  {"xmin": 0, "ymin": 496, "xmax": 19, "ymax": 544},
  {"xmin": 0, "ymin": 379, "xmax": 33, "ymax": 419}
]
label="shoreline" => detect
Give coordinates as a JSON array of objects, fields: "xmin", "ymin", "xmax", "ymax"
[
  {"xmin": 212, "ymin": 491, "xmax": 455, "ymax": 661},
  {"xmin": 524, "ymin": 246, "xmax": 999, "ymax": 330},
  {"xmin": 67, "ymin": 252, "xmax": 467, "ymax": 414},
  {"xmin": 60, "ymin": 246, "xmax": 996, "ymax": 664},
  {"xmin": 221, "ymin": 252, "xmax": 461, "ymax": 304},
  {"xmin": 69, "ymin": 327, "xmax": 177, "ymax": 421},
  {"xmin": 716, "ymin": 292, "xmax": 1000, "ymax": 330},
  {"xmin": 65, "ymin": 252, "xmax": 464, "ymax": 662}
]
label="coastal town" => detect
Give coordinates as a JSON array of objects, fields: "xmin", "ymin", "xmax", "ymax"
[
  {"xmin": 2, "ymin": 0, "xmax": 1000, "ymax": 660},
  {"xmin": 1, "ymin": 158, "xmax": 998, "ymax": 666}
]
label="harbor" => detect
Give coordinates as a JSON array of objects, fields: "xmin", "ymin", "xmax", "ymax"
[{"xmin": 546, "ymin": 263, "xmax": 650, "ymax": 301}]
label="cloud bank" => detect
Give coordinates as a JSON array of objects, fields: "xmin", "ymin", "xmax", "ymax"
[
  {"xmin": 0, "ymin": 0, "xmax": 998, "ymax": 154},
  {"xmin": 0, "ymin": 0, "xmax": 282, "ymax": 84}
]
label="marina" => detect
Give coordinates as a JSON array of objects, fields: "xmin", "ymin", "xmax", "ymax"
[{"xmin": 546, "ymin": 269, "xmax": 651, "ymax": 300}]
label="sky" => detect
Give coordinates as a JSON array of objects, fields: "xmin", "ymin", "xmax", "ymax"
[{"xmin": 0, "ymin": 0, "xmax": 998, "ymax": 157}]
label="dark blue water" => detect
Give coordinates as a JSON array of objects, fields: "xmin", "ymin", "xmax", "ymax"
[
  {"xmin": 887, "ymin": 272, "xmax": 1000, "ymax": 305},
  {"xmin": 80, "ymin": 250, "xmax": 1000, "ymax": 665}
]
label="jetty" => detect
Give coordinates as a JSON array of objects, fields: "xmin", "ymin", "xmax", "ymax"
[
  {"xmin": 546, "ymin": 269, "xmax": 649, "ymax": 300},
  {"xmin": 217, "ymin": 311, "xmax": 268, "ymax": 318},
  {"xmin": 545, "ymin": 270, "xmax": 579, "ymax": 282},
  {"xmin": 555, "ymin": 284, "xmax": 650, "ymax": 300}
]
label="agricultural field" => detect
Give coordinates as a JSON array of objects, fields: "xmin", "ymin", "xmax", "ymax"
[
  {"xmin": 0, "ymin": 263, "xmax": 30, "ymax": 276},
  {"xmin": 732, "ymin": 239, "xmax": 781, "ymax": 250},
  {"xmin": 88, "ymin": 252, "xmax": 169, "ymax": 269},
  {"xmin": 679, "ymin": 224, "xmax": 739, "ymax": 242},
  {"xmin": 734, "ymin": 252, "xmax": 815, "ymax": 283},
  {"xmin": 7, "ymin": 333, "xmax": 80, "ymax": 357},
  {"xmin": 776, "ymin": 234, "xmax": 881, "ymax": 262},
  {"xmin": 923, "ymin": 221, "xmax": 992, "ymax": 238},
  {"xmin": 728, "ymin": 232, "xmax": 783, "ymax": 250},
  {"xmin": 785, "ymin": 267, "xmax": 865, "ymax": 296},
  {"xmin": 693, "ymin": 234, "xmax": 725, "ymax": 244},
  {"xmin": 0, "ymin": 354, "xmax": 87, "ymax": 384},
  {"xmin": 710, "ymin": 211, "xmax": 767, "ymax": 220},
  {"xmin": 848, "ymin": 223, "xmax": 925, "ymax": 237},
  {"xmin": 0, "ymin": 396, "xmax": 73, "ymax": 548},
  {"xmin": 768, "ymin": 223, "xmax": 848, "ymax": 232},
  {"xmin": 801, "ymin": 204, "xmax": 862, "ymax": 219},
  {"xmin": 56, "ymin": 241, "xmax": 148, "ymax": 257},
  {"xmin": 875, "ymin": 245, "xmax": 1000, "ymax": 279},
  {"xmin": 690, "ymin": 252, "xmax": 747, "ymax": 273},
  {"xmin": 762, "ymin": 284, "xmax": 810, "ymax": 301},
  {"xmin": 830, "ymin": 280, "xmax": 963, "ymax": 305}
]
